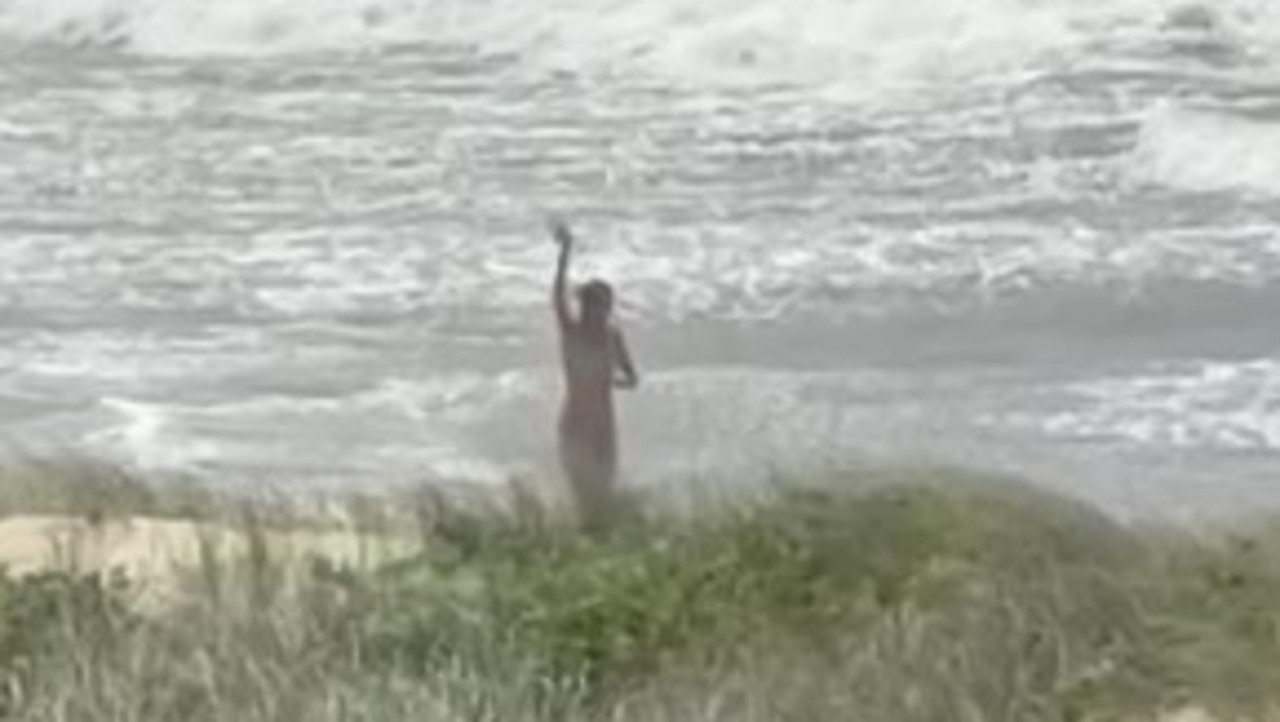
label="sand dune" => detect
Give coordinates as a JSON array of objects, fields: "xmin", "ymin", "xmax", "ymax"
[{"xmin": 0, "ymin": 514, "xmax": 414, "ymax": 612}]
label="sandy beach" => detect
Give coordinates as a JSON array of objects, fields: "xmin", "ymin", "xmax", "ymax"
[{"xmin": 0, "ymin": 514, "xmax": 414, "ymax": 613}]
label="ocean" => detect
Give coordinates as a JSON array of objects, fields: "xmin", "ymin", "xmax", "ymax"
[{"xmin": 1, "ymin": 0, "xmax": 1278, "ymax": 518}]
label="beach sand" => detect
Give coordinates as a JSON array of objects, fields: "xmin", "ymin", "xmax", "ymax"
[{"xmin": 0, "ymin": 514, "xmax": 414, "ymax": 613}]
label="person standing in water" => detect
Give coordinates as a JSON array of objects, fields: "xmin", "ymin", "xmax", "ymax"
[{"xmin": 550, "ymin": 220, "xmax": 639, "ymax": 527}]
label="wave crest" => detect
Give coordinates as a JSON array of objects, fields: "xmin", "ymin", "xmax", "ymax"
[{"xmin": 4, "ymin": 0, "xmax": 1280, "ymax": 92}]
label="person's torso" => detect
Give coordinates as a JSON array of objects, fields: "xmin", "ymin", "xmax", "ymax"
[{"xmin": 561, "ymin": 327, "xmax": 615, "ymax": 410}]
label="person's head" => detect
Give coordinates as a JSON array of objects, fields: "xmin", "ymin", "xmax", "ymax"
[{"xmin": 577, "ymin": 279, "xmax": 614, "ymax": 326}]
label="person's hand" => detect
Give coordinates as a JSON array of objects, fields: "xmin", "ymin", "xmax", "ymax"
[{"xmin": 550, "ymin": 219, "xmax": 574, "ymax": 251}]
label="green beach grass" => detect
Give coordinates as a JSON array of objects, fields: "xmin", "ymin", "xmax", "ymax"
[{"xmin": 0, "ymin": 459, "xmax": 1277, "ymax": 721}]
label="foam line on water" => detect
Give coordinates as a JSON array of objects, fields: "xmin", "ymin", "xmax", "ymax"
[
  {"xmin": 1131, "ymin": 104, "xmax": 1280, "ymax": 198},
  {"xmin": 998, "ymin": 358, "xmax": 1280, "ymax": 453},
  {"xmin": 3, "ymin": 0, "xmax": 1280, "ymax": 94},
  {"xmin": 77, "ymin": 371, "xmax": 549, "ymax": 480}
]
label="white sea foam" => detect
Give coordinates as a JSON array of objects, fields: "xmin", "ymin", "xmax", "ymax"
[
  {"xmin": 83, "ymin": 375, "xmax": 529, "ymax": 482},
  {"xmin": 71, "ymin": 365, "xmax": 984, "ymax": 485},
  {"xmin": 3, "ymin": 0, "xmax": 1279, "ymax": 91},
  {"xmin": 1132, "ymin": 105, "xmax": 1280, "ymax": 198},
  {"xmin": 1009, "ymin": 359, "xmax": 1280, "ymax": 452},
  {"xmin": 4, "ymin": 0, "xmax": 1280, "ymax": 503}
]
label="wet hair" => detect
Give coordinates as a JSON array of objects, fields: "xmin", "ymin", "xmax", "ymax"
[{"xmin": 577, "ymin": 279, "xmax": 614, "ymax": 316}]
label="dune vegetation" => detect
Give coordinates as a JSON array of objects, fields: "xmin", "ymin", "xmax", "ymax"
[{"xmin": 0, "ymin": 458, "xmax": 1277, "ymax": 721}]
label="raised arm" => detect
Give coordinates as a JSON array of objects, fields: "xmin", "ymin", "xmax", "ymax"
[
  {"xmin": 612, "ymin": 327, "xmax": 639, "ymax": 390},
  {"xmin": 550, "ymin": 220, "xmax": 574, "ymax": 328}
]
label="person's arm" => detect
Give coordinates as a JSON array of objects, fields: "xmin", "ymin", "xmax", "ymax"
[
  {"xmin": 550, "ymin": 220, "xmax": 573, "ymax": 328},
  {"xmin": 612, "ymin": 327, "xmax": 639, "ymax": 390}
]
